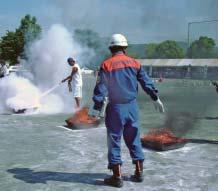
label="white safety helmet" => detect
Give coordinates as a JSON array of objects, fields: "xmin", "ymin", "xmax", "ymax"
[{"xmin": 109, "ymin": 34, "xmax": 128, "ymax": 47}]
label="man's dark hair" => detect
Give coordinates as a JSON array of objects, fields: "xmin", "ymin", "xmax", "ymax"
[{"xmin": 0, "ymin": 59, "xmax": 6, "ymax": 65}]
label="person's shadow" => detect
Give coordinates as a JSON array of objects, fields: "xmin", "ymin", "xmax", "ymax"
[
  {"xmin": 7, "ymin": 168, "xmax": 108, "ymax": 186},
  {"xmin": 204, "ymin": 116, "xmax": 218, "ymax": 120},
  {"xmin": 195, "ymin": 116, "xmax": 218, "ymax": 120}
]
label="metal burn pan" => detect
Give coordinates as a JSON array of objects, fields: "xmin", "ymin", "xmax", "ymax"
[
  {"xmin": 141, "ymin": 129, "xmax": 187, "ymax": 151},
  {"xmin": 65, "ymin": 107, "xmax": 101, "ymax": 129},
  {"xmin": 141, "ymin": 139, "xmax": 187, "ymax": 151}
]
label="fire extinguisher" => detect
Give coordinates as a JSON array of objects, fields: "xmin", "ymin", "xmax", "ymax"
[{"xmin": 88, "ymin": 97, "xmax": 108, "ymax": 118}]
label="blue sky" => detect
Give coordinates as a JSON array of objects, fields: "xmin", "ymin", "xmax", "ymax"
[
  {"xmin": 0, "ymin": 0, "xmax": 218, "ymax": 43},
  {"xmin": 0, "ymin": 0, "xmax": 47, "ymax": 35}
]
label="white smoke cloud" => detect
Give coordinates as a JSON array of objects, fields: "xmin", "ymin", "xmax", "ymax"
[
  {"xmin": 0, "ymin": 74, "xmax": 40, "ymax": 113},
  {"xmin": 0, "ymin": 24, "xmax": 94, "ymax": 114},
  {"xmin": 40, "ymin": 0, "xmax": 218, "ymax": 43},
  {"xmin": 28, "ymin": 24, "xmax": 82, "ymax": 88}
]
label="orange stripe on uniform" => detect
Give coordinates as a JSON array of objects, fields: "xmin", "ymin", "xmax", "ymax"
[{"xmin": 102, "ymin": 56, "xmax": 140, "ymax": 72}]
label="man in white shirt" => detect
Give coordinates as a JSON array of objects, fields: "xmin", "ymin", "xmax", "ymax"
[
  {"xmin": 0, "ymin": 60, "xmax": 9, "ymax": 78},
  {"xmin": 62, "ymin": 58, "xmax": 83, "ymax": 109}
]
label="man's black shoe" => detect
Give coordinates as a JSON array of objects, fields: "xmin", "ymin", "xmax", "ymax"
[
  {"xmin": 104, "ymin": 175, "xmax": 123, "ymax": 188},
  {"xmin": 131, "ymin": 171, "xmax": 144, "ymax": 182}
]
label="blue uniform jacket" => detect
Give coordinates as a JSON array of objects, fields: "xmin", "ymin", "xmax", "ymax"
[{"xmin": 93, "ymin": 52, "xmax": 158, "ymax": 110}]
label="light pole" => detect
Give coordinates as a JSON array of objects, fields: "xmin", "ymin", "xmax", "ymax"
[{"xmin": 187, "ymin": 19, "xmax": 218, "ymax": 47}]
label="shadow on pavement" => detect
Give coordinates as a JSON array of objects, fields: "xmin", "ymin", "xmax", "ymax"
[
  {"xmin": 7, "ymin": 168, "xmax": 107, "ymax": 186},
  {"xmin": 204, "ymin": 116, "xmax": 218, "ymax": 120},
  {"xmin": 195, "ymin": 116, "xmax": 218, "ymax": 120}
]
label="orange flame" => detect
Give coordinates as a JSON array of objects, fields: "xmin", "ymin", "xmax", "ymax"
[
  {"xmin": 66, "ymin": 107, "xmax": 100, "ymax": 127},
  {"xmin": 141, "ymin": 128, "xmax": 185, "ymax": 144}
]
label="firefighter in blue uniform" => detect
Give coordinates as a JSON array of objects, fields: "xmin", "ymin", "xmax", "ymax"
[{"xmin": 90, "ymin": 34, "xmax": 164, "ymax": 188}]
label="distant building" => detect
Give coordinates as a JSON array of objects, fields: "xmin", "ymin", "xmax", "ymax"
[{"xmin": 138, "ymin": 59, "xmax": 218, "ymax": 80}]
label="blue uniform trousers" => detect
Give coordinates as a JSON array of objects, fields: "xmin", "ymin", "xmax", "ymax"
[{"xmin": 105, "ymin": 99, "xmax": 145, "ymax": 169}]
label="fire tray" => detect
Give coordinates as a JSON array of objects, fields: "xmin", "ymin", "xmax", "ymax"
[
  {"xmin": 141, "ymin": 129, "xmax": 187, "ymax": 151},
  {"xmin": 141, "ymin": 139, "xmax": 187, "ymax": 151},
  {"xmin": 12, "ymin": 107, "xmax": 38, "ymax": 114},
  {"xmin": 13, "ymin": 109, "xmax": 27, "ymax": 114},
  {"xmin": 65, "ymin": 107, "xmax": 101, "ymax": 129}
]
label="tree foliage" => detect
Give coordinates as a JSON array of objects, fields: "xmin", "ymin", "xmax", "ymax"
[
  {"xmin": 187, "ymin": 36, "xmax": 216, "ymax": 58},
  {"xmin": 0, "ymin": 30, "xmax": 24, "ymax": 64},
  {"xmin": 74, "ymin": 29, "xmax": 110, "ymax": 69},
  {"xmin": 74, "ymin": 29, "xmax": 102, "ymax": 50},
  {"xmin": 19, "ymin": 14, "xmax": 41, "ymax": 45},
  {"xmin": 145, "ymin": 43, "xmax": 158, "ymax": 58},
  {"xmin": 0, "ymin": 14, "xmax": 41, "ymax": 64},
  {"xmin": 156, "ymin": 40, "xmax": 184, "ymax": 58},
  {"xmin": 146, "ymin": 40, "xmax": 184, "ymax": 59}
]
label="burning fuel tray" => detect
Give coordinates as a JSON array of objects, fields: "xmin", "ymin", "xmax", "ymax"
[
  {"xmin": 141, "ymin": 139, "xmax": 187, "ymax": 151},
  {"xmin": 65, "ymin": 107, "xmax": 101, "ymax": 129},
  {"xmin": 12, "ymin": 107, "xmax": 38, "ymax": 114},
  {"xmin": 13, "ymin": 109, "xmax": 27, "ymax": 114},
  {"xmin": 141, "ymin": 129, "xmax": 187, "ymax": 151},
  {"xmin": 65, "ymin": 120, "xmax": 101, "ymax": 129}
]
